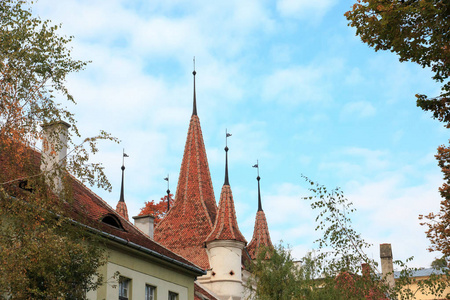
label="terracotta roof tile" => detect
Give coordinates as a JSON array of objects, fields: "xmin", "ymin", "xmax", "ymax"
[
  {"xmin": 205, "ymin": 184, "xmax": 246, "ymax": 244},
  {"xmin": 115, "ymin": 201, "xmax": 129, "ymax": 220},
  {"xmin": 0, "ymin": 145, "xmax": 203, "ymax": 274},
  {"xmin": 247, "ymin": 210, "xmax": 273, "ymax": 259},
  {"xmin": 65, "ymin": 175, "xmax": 203, "ymax": 272},
  {"xmin": 154, "ymin": 113, "xmax": 217, "ymax": 269}
]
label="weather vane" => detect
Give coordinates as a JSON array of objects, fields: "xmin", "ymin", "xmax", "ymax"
[
  {"xmin": 225, "ymin": 129, "xmax": 232, "ymax": 147},
  {"xmin": 252, "ymin": 160, "xmax": 259, "ymax": 177},
  {"xmin": 164, "ymin": 175, "xmax": 170, "ymax": 211}
]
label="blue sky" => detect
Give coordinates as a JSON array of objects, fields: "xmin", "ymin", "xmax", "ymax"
[{"xmin": 33, "ymin": 0, "xmax": 446, "ymax": 268}]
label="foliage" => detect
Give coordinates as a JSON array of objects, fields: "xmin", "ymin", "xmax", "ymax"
[
  {"xmin": 345, "ymin": 0, "xmax": 449, "ymax": 123},
  {"xmin": 0, "ymin": 188, "xmax": 106, "ymax": 299},
  {"xmin": 245, "ymin": 244, "xmax": 306, "ymax": 300},
  {"xmin": 247, "ymin": 176, "xmax": 450, "ymax": 299},
  {"xmin": 0, "ymin": 0, "xmax": 116, "ymax": 298},
  {"xmin": 303, "ymin": 175, "xmax": 373, "ymax": 275},
  {"xmin": 139, "ymin": 194, "xmax": 174, "ymax": 224},
  {"xmin": 0, "ymin": 0, "xmax": 117, "ymax": 190},
  {"xmin": 431, "ymin": 257, "xmax": 447, "ymax": 270},
  {"xmin": 345, "ymin": 0, "xmax": 450, "ymax": 261},
  {"xmin": 420, "ymin": 144, "xmax": 450, "ymax": 260}
]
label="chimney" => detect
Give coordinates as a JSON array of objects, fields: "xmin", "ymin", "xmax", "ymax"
[
  {"xmin": 132, "ymin": 215, "xmax": 155, "ymax": 239},
  {"xmin": 380, "ymin": 243, "xmax": 395, "ymax": 288},
  {"xmin": 40, "ymin": 121, "xmax": 71, "ymax": 194}
]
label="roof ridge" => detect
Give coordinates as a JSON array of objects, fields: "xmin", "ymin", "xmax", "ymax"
[{"xmin": 68, "ymin": 174, "xmax": 134, "ymax": 226}]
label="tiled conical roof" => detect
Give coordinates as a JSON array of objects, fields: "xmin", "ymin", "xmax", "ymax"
[
  {"xmin": 247, "ymin": 210, "xmax": 272, "ymax": 259},
  {"xmin": 205, "ymin": 145, "xmax": 246, "ymax": 244},
  {"xmin": 247, "ymin": 176, "xmax": 273, "ymax": 259},
  {"xmin": 154, "ymin": 70, "xmax": 217, "ymax": 269}
]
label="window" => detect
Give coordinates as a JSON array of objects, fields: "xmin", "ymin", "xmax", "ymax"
[
  {"xmin": 145, "ymin": 285, "xmax": 155, "ymax": 300},
  {"xmin": 168, "ymin": 291, "xmax": 178, "ymax": 300},
  {"xmin": 101, "ymin": 214, "xmax": 124, "ymax": 229},
  {"xmin": 119, "ymin": 277, "xmax": 131, "ymax": 300}
]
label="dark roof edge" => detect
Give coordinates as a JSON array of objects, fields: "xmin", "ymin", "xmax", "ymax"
[
  {"xmin": 5, "ymin": 193, "xmax": 204, "ymax": 276},
  {"xmin": 72, "ymin": 217, "xmax": 206, "ymax": 276}
]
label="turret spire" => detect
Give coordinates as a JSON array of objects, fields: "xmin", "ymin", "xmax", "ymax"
[
  {"xmin": 224, "ymin": 129, "xmax": 231, "ymax": 186},
  {"xmin": 192, "ymin": 57, "xmax": 197, "ymax": 116},
  {"xmin": 164, "ymin": 175, "xmax": 170, "ymax": 212},
  {"xmin": 119, "ymin": 149, "xmax": 127, "ymax": 202},
  {"xmin": 247, "ymin": 160, "xmax": 273, "ymax": 259},
  {"xmin": 253, "ymin": 160, "xmax": 262, "ymax": 211},
  {"xmin": 116, "ymin": 149, "xmax": 129, "ymax": 220}
]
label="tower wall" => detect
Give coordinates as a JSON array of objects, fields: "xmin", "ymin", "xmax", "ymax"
[{"xmin": 205, "ymin": 240, "xmax": 245, "ymax": 300}]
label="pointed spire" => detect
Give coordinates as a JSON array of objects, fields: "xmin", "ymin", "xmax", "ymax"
[
  {"xmin": 154, "ymin": 66, "xmax": 217, "ymax": 269},
  {"xmin": 192, "ymin": 57, "xmax": 197, "ymax": 116},
  {"xmin": 247, "ymin": 161, "xmax": 273, "ymax": 259},
  {"xmin": 116, "ymin": 150, "xmax": 129, "ymax": 220},
  {"xmin": 253, "ymin": 160, "xmax": 262, "ymax": 211},
  {"xmin": 224, "ymin": 129, "xmax": 231, "ymax": 186},
  {"xmin": 164, "ymin": 175, "xmax": 170, "ymax": 212},
  {"xmin": 205, "ymin": 129, "xmax": 245, "ymax": 244}
]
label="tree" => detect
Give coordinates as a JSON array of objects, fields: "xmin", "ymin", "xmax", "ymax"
[
  {"xmin": 345, "ymin": 0, "xmax": 450, "ymax": 261},
  {"xmin": 431, "ymin": 257, "xmax": 447, "ymax": 270},
  {"xmin": 246, "ymin": 244, "xmax": 306, "ymax": 300},
  {"xmin": 0, "ymin": 0, "xmax": 116, "ymax": 298},
  {"xmin": 139, "ymin": 194, "xmax": 174, "ymax": 224},
  {"xmin": 246, "ymin": 176, "xmax": 450, "ymax": 299}
]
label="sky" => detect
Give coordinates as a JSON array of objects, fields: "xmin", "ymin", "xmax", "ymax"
[{"xmin": 31, "ymin": 0, "xmax": 447, "ymax": 269}]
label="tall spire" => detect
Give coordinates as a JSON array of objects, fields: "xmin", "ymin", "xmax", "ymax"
[
  {"xmin": 164, "ymin": 175, "xmax": 170, "ymax": 212},
  {"xmin": 154, "ymin": 67, "xmax": 217, "ymax": 269},
  {"xmin": 116, "ymin": 150, "xmax": 129, "ymax": 220},
  {"xmin": 224, "ymin": 129, "xmax": 231, "ymax": 186},
  {"xmin": 247, "ymin": 161, "xmax": 273, "ymax": 259},
  {"xmin": 192, "ymin": 57, "xmax": 197, "ymax": 116},
  {"xmin": 253, "ymin": 160, "xmax": 262, "ymax": 211}
]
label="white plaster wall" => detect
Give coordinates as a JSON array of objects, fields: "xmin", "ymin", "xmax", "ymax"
[
  {"xmin": 206, "ymin": 240, "xmax": 245, "ymax": 299},
  {"xmin": 87, "ymin": 261, "xmax": 188, "ymax": 300}
]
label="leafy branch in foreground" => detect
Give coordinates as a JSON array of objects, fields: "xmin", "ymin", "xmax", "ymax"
[
  {"xmin": 0, "ymin": 0, "xmax": 117, "ymax": 298},
  {"xmin": 247, "ymin": 176, "xmax": 450, "ymax": 300},
  {"xmin": 345, "ymin": 0, "xmax": 450, "ymax": 264}
]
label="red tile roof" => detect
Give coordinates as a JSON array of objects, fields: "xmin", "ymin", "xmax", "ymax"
[
  {"xmin": 194, "ymin": 282, "xmax": 219, "ymax": 300},
  {"xmin": 205, "ymin": 184, "xmax": 246, "ymax": 244},
  {"xmin": 0, "ymin": 145, "xmax": 204, "ymax": 275},
  {"xmin": 246, "ymin": 210, "xmax": 273, "ymax": 259},
  {"xmin": 65, "ymin": 175, "xmax": 204, "ymax": 274},
  {"xmin": 154, "ymin": 113, "xmax": 217, "ymax": 269}
]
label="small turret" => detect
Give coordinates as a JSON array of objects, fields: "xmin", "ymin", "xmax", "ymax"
[
  {"xmin": 247, "ymin": 161, "xmax": 273, "ymax": 260},
  {"xmin": 116, "ymin": 150, "xmax": 129, "ymax": 220},
  {"xmin": 204, "ymin": 132, "xmax": 246, "ymax": 299}
]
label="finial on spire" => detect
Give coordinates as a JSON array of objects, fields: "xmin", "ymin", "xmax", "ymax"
[
  {"xmin": 252, "ymin": 160, "xmax": 262, "ymax": 211},
  {"xmin": 164, "ymin": 175, "xmax": 170, "ymax": 211},
  {"xmin": 119, "ymin": 149, "xmax": 129, "ymax": 202},
  {"xmin": 224, "ymin": 129, "xmax": 232, "ymax": 186},
  {"xmin": 192, "ymin": 57, "xmax": 197, "ymax": 116}
]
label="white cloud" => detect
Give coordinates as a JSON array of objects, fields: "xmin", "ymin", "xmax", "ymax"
[
  {"xmin": 276, "ymin": 0, "xmax": 337, "ymax": 21},
  {"xmin": 341, "ymin": 101, "xmax": 376, "ymax": 119},
  {"xmin": 262, "ymin": 66, "xmax": 330, "ymax": 105},
  {"xmin": 319, "ymin": 147, "xmax": 389, "ymax": 178}
]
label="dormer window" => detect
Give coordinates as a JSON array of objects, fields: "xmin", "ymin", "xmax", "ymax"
[
  {"xmin": 18, "ymin": 180, "xmax": 33, "ymax": 192},
  {"xmin": 101, "ymin": 214, "xmax": 124, "ymax": 230}
]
